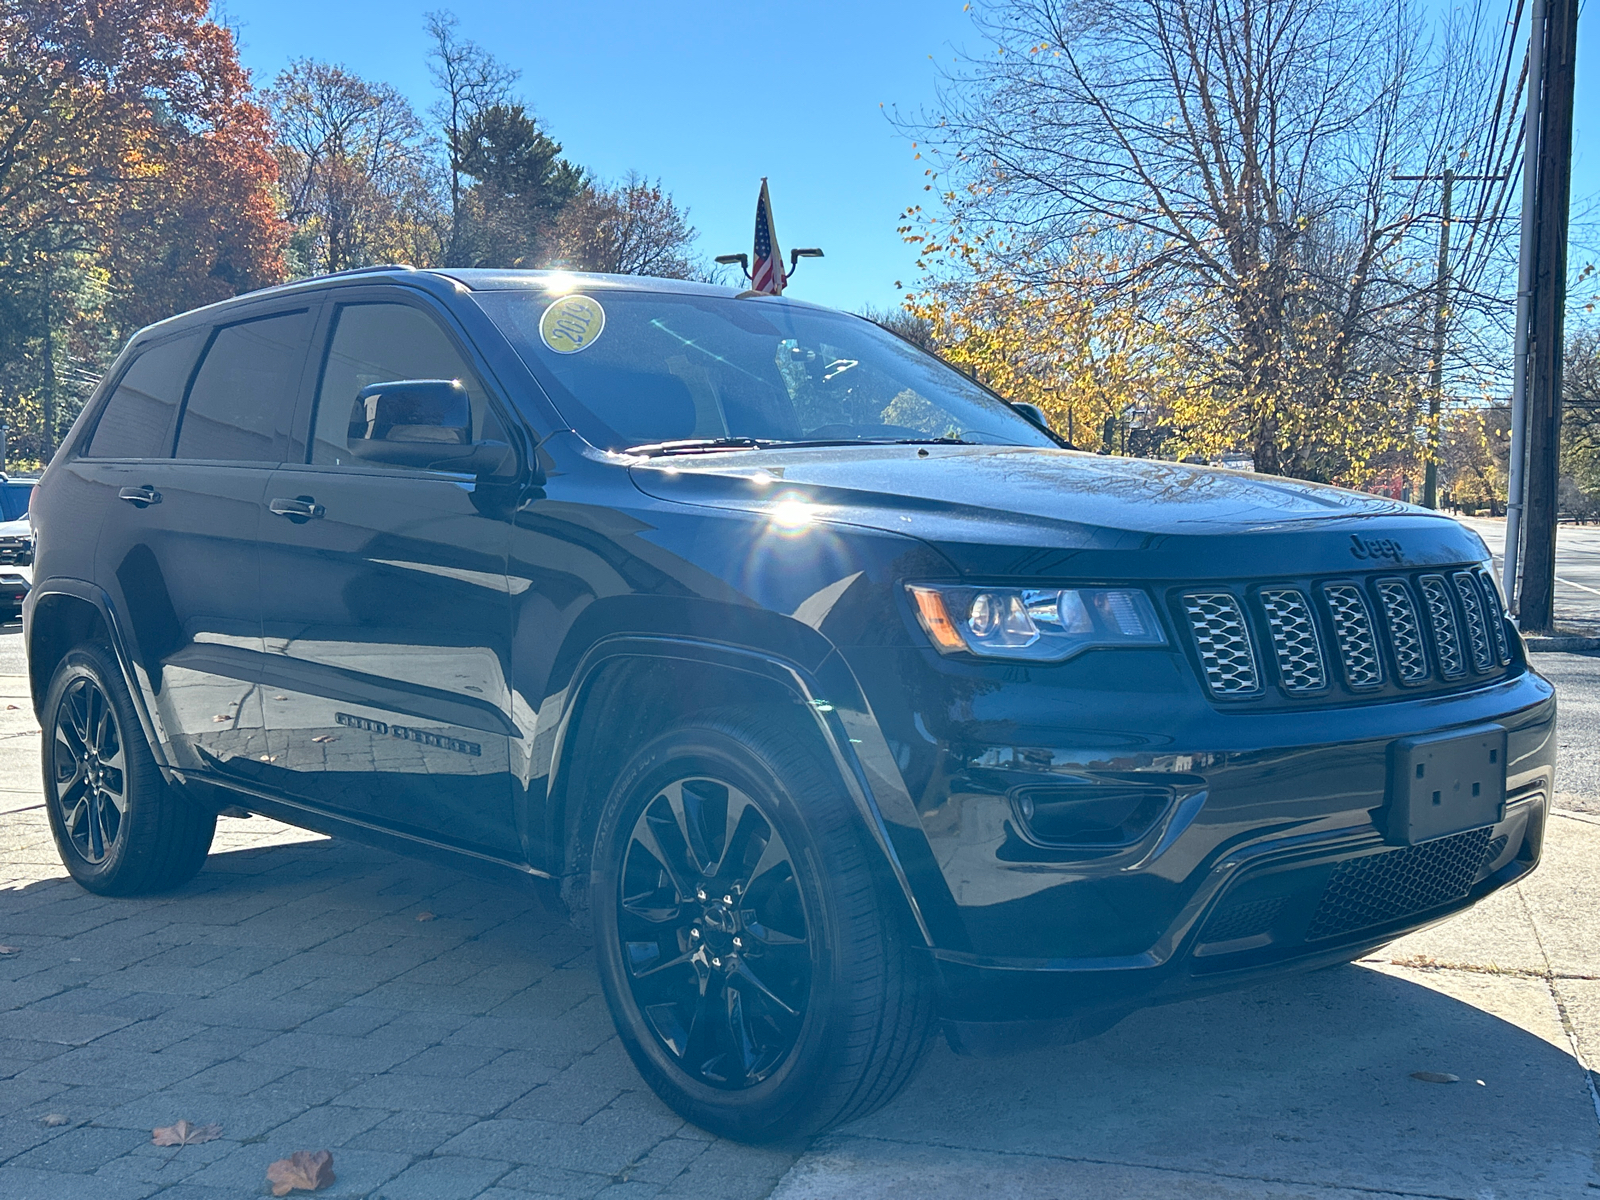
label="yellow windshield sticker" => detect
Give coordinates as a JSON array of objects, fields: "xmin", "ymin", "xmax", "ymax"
[{"xmin": 539, "ymin": 294, "xmax": 606, "ymax": 354}]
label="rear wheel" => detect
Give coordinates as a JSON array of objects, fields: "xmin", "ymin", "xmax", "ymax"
[
  {"xmin": 590, "ymin": 711, "xmax": 934, "ymax": 1142},
  {"xmin": 42, "ymin": 644, "xmax": 215, "ymax": 895}
]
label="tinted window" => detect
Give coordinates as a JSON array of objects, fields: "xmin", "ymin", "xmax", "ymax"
[
  {"xmin": 0, "ymin": 483, "xmax": 31, "ymax": 522},
  {"xmin": 311, "ymin": 303, "xmax": 501, "ymax": 467},
  {"xmin": 475, "ymin": 289, "xmax": 1055, "ymax": 453},
  {"xmin": 175, "ymin": 310, "xmax": 312, "ymax": 462},
  {"xmin": 86, "ymin": 332, "xmax": 203, "ymax": 459}
]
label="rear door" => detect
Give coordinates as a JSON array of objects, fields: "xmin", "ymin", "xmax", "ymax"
[
  {"xmin": 90, "ymin": 304, "xmax": 317, "ymax": 778},
  {"xmin": 255, "ymin": 289, "xmax": 523, "ymax": 857}
]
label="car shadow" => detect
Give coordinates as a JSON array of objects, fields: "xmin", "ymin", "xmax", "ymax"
[{"xmin": 829, "ymin": 952, "xmax": 1600, "ymax": 1196}]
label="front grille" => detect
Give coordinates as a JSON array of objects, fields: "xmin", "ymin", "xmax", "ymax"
[
  {"xmin": 1258, "ymin": 589, "xmax": 1325, "ymax": 693},
  {"xmin": 1418, "ymin": 575, "xmax": 1465, "ymax": 678},
  {"xmin": 1476, "ymin": 571, "xmax": 1513, "ymax": 665},
  {"xmin": 1376, "ymin": 579, "xmax": 1429, "ymax": 684},
  {"xmin": 1305, "ymin": 827, "xmax": 1493, "ymax": 940},
  {"xmin": 1323, "ymin": 584, "xmax": 1384, "ymax": 689},
  {"xmin": 1453, "ymin": 572, "xmax": 1494, "ymax": 672},
  {"xmin": 1181, "ymin": 567, "xmax": 1516, "ymax": 702},
  {"xmin": 1201, "ymin": 896, "xmax": 1286, "ymax": 943},
  {"xmin": 1182, "ymin": 593, "xmax": 1260, "ymax": 695}
]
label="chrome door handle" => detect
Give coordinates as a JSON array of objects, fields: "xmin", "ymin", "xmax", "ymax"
[
  {"xmin": 269, "ymin": 496, "xmax": 325, "ymax": 521},
  {"xmin": 118, "ymin": 485, "xmax": 161, "ymax": 507}
]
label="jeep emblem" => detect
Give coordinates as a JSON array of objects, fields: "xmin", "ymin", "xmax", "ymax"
[{"xmin": 1349, "ymin": 534, "xmax": 1404, "ymax": 563}]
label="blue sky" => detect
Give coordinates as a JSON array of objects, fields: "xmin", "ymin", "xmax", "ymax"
[{"xmin": 223, "ymin": 1, "xmax": 1597, "ymax": 314}]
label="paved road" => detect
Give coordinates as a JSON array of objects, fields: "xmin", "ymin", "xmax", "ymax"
[
  {"xmin": 2, "ymin": 631, "xmax": 1597, "ymax": 1199},
  {"xmin": 1458, "ymin": 517, "xmax": 1600, "ymax": 631}
]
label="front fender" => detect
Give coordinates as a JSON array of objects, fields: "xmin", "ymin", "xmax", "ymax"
[{"xmin": 539, "ymin": 633, "xmax": 967, "ymax": 951}]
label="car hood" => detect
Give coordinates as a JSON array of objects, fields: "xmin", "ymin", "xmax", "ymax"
[
  {"xmin": 629, "ymin": 445, "xmax": 1489, "ymax": 579},
  {"xmin": 0, "ymin": 518, "xmax": 30, "ymax": 538}
]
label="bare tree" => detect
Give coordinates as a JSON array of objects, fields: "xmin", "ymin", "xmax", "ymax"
[
  {"xmin": 268, "ymin": 60, "xmax": 442, "ymax": 273},
  {"xmin": 426, "ymin": 10, "xmax": 518, "ymax": 265},
  {"xmin": 546, "ymin": 174, "xmax": 701, "ymax": 278},
  {"xmin": 913, "ymin": 0, "xmax": 1523, "ymax": 479}
]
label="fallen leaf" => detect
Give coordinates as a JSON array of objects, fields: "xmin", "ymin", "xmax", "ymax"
[
  {"xmin": 5, "ymin": 703, "xmax": 17, "ymax": 709},
  {"xmin": 41, "ymin": 1113, "xmax": 69, "ymax": 1127},
  {"xmin": 415, "ymin": 911, "xmax": 435, "ymax": 922},
  {"xmin": 273, "ymin": 695, "xmax": 289, "ymax": 701},
  {"xmin": 267, "ymin": 1149, "xmax": 335, "ymax": 1195},
  {"xmin": 259, "ymin": 754, "xmax": 276, "ymax": 762},
  {"xmin": 311, "ymin": 734, "xmax": 337, "ymax": 744},
  {"xmin": 152, "ymin": 1119, "xmax": 222, "ymax": 1146},
  {"xmin": 1410, "ymin": 1071, "xmax": 1459, "ymax": 1084},
  {"xmin": 0, "ymin": 945, "xmax": 20, "ymax": 955},
  {"xmin": 212, "ymin": 715, "xmax": 230, "ymax": 722}
]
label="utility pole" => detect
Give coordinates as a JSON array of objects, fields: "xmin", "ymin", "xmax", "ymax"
[
  {"xmin": 1518, "ymin": 0, "xmax": 1580, "ymax": 633},
  {"xmin": 1504, "ymin": 0, "xmax": 1548, "ymax": 605},
  {"xmin": 1426, "ymin": 168, "xmax": 1453, "ymax": 511},
  {"xmin": 1394, "ymin": 167, "xmax": 1510, "ymax": 509}
]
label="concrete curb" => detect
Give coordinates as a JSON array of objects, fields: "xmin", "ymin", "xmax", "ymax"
[{"xmin": 1525, "ymin": 635, "xmax": 1600, "ymax": 652}]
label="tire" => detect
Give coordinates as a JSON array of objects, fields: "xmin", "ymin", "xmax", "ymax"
[
  {"xmin": 590, "ymin": 710, "xmax": 935, "ymax": 1142},
  {"xmin": 41, "ymin": 643, "xmax": 215, "ymax": 895}
]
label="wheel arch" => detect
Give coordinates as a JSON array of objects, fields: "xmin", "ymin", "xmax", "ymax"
[
  {"xmin": 26, "ymin": 580, "xmax": 172, "ymax": 773},
  {"xmin": 544, "ymin": 636, "xmax": 940, "ymax": 948}
]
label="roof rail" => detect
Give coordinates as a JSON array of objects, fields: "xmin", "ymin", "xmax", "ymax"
[{"xmin": 312, "ymin": 264, "xmax": 418, "ymax": 281}]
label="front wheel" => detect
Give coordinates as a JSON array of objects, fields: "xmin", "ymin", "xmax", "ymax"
[
  {"xmin": 42, "ymin": 643, "xmax": 215, "ymax": 895},
  {"xmin": 590, "ymin": 711, "xmax": 934, "ymax": 1142}
]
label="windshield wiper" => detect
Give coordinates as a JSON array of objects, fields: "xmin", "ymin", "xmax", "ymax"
[{"xmin": 623, "ymin": 437, "xmax": 793, "ymax": 456}]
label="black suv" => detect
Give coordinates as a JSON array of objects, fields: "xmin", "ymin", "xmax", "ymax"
[{"xmin": 26, "ymin": 267, "xmax": 1556, "ymax": 1140}]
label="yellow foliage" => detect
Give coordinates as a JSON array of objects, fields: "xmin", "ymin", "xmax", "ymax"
[{"xmin": 901, "ymin": 209, "xmax": 1192, "ymax": 452}]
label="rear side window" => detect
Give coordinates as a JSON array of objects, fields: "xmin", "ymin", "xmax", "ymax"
[
  {"xmin": 86, "ymin": 332, "xmax": 203, "ymax": 459},
  {"xmin": 175, "ymin": 310, "xmax": 313, "ymax": 462}
]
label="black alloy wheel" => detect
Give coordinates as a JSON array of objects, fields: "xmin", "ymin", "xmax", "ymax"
[
  {"xmin": 617, "ymin": 775, "xmax": 813, "ymax": 1090},
  {"xmin": 591, "ymin": 712, "xmax": 935, "ymax": 1142},
  {"xmin": 51, "ymin": 675, "xmax": 128, "ymax": 865},
  {"xmin": 42, "ymin": 644, "xmax": 215, "ymax": 895}
]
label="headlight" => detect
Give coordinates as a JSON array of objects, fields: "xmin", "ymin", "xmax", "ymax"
[{"xmin": 906, "ymin": 584, "xmax": 1167, "ymax": 661}]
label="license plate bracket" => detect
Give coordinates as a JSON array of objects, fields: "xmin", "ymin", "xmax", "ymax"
[{"xmin": 1385, "ymin": 726, "xmax": 1506, "ymax": 845}]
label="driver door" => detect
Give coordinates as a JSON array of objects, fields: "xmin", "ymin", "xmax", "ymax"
[{"xmin": 252, "ymin": 290, "xmax": 523, "ymax": 857}]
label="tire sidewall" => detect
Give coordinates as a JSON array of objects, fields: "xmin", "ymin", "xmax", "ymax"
[
  {"xmin": 591, "ymin": 725, "xmax": 849, "ymax": 1139},
  {"xmin": 41, "ymin": 647, "xmax": 148, "ymax": 892}
]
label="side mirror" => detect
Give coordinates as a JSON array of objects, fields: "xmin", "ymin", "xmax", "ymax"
[
  {"xmin": 347, "ymin": 379, "xmax": 512, "ymax": 474},
  {"xmin": 1010, "ymin": 401, "xmax": 1051, "ymax": 430}
]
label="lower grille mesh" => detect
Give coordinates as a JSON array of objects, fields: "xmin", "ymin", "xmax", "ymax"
[
  {"xmin": 1201, "ymin": 896, "xmax": 1287, "ymax": 943},
  {"xmin": 1305, "ymin": 828, "xmax": 1493, "ymax": 941}
]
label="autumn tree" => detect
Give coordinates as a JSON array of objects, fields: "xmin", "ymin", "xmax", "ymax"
[
  {"xmin": 0, "ymin": 0, "xmax": 284, "ymax": 461},
  {"xmin": 910, "ymin": 0, "xmax": 1525, "ymax": 482},
  {"xmin": 901, "ymin": 206, "xmax": 1191, "ymax": 450},
  {"xmin": 268, "ymin": 59, "xmax": 442, "ymax": 274},
  {"xmin": 547, "ymin": 175, "xmax": 701, "ymax": 278},
  {"xmin": 1561, "ymin": 328, "xmax": 1600, "ymax": 519}
]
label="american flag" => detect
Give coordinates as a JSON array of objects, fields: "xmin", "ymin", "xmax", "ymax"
[{"xmin": 750, "ymin": 178, "xmax": 787, "ymax": 295}]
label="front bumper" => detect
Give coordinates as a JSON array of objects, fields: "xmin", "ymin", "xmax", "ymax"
[{"xmin": 841, "ymin": 645, "xmax": 1556, "ymax": 1036}]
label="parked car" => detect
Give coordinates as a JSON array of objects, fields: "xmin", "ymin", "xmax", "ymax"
[
  {"xmin": 0, "ymin": 474, "xmax": 35, "ymax": 620},
  {"xmin": 25, "ymin": 267, "xmax": 1556, "ymax": 1141}
]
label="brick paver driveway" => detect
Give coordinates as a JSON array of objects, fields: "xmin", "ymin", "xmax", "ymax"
[{"xmin": 0, "ymin": 646, "xmax": 793, "ymax": 1199}]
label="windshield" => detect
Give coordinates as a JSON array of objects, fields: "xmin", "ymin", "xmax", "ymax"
[{"xmin": 474, "ymin": 288, "xmax": 1056, "ymax": 454}]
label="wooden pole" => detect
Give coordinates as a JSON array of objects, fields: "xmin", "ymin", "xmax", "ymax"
[{"xmin": 1518, "ymin": 0, "xmax": 1578, "ymax": 633}]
